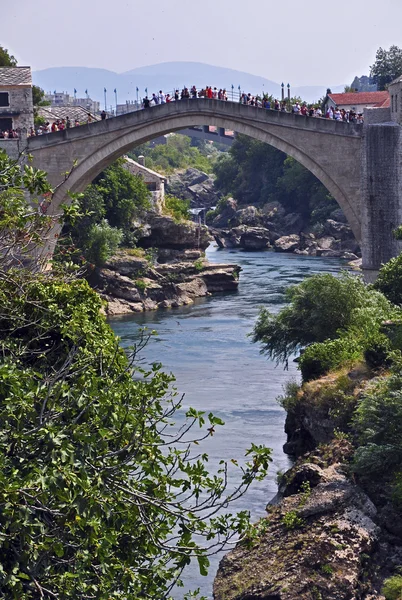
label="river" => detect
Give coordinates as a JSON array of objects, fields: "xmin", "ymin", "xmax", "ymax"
[{"xmin": 109, "ymin": 245, "xmax": 346, "ymax": 599}]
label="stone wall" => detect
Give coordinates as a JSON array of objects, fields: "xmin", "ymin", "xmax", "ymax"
[
  {"xmin": 0, "ymin": 138, "xmax": 27, "ymax": 159},
  {"xmin": 361, "ymin": 121, "xmax": 402, "ymax": 274},
  {"xmin": 0, "ymin": 86, "xmax": 34, "ymax": 134}
]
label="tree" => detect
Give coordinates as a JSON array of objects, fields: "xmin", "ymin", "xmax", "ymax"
[
  {"xmin": 85, "ymin": 219, "xmax": 123, "ymax": 266},
  {"xmin": 373, "ymin": 253, "xmax": 402, "ymax": 305},
  {"xmin": 32, "ymin": 85, "xmax": 51, "ymax": 107},
  {"xmin": 92, "ymin": 158, "xmax": 151, "ymax": 229},
  {"xmin": 0, "ymin": 150, "xmax": 272, "ymax": 599},
  {"xmin": 370, "ymin": 45, "xmax": 402, "ymax": 90},
  {"xmin": 0, "ymin": 45, "xmax": 17, "ymax": 66},
  {"xmin": 128, "ymin": 135, "xmax": 214, "ymax": 174},
  {"xmin": 252, "ymin": 272, "xmax": 394, "ymax": 366}
]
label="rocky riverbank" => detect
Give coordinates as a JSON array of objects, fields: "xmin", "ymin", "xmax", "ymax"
[
  {"xmin": 213, "ymin": 364, "xmax": 402, "ymax": 600},
  {"xmin": 88, "ymin": 213, "xmax": 240, "ymax": 316},
  {"xmin": 209, "ymin": 198, "xmax": 361, "ymax": 260}
]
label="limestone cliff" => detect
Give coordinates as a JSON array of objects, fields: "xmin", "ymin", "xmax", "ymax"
[{"xmin": 213, "ymin": 366, "xmax": 402, "ymax": 600}]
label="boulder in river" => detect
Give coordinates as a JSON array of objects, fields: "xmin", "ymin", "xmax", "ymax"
[{"xmin": 274, "ymin": 234, "xmax": 301, "ymax": 252}]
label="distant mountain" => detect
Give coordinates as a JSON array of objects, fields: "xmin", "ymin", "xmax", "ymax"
[{"xmin": 33, "ymin": 62, "xmax": 345, "ymax": 104}]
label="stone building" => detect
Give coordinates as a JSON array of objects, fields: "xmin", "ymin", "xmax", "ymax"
[
  {"xmin": 123, "ymin": 156, "xmax": 166, "ymax": 214},
  {"xmin": 389, "ymin": 75, "xmax": 402, "ymax": 124},
  {"xmin": 0, "ymin": 66, "xmax": 34, "ymax": 134},
  {"xmin": 323, "ymin": 90, "xmax": 390, "ymax": 114}
]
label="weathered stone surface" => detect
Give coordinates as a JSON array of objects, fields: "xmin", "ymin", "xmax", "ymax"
[
  {"xmin": 98, "ymin": 258, "xmax": 240, "ymax": 316},
  {"xmin": 104, "ymin": 253, "xmax": 149, "ymax": 276},
  {"xmin": 274, "ymin": 234, "xmax": 301, "ymax": 252},
  {"xmin": 138, "ymin": 215, "xmax": 211, "ymax": 250},
  {"xmin": 211, "ymin": 198, "xmax": 238, "ymax": 228},
  {"xmin": 213, "ymin": 442, "xmax": 382, "ymax": 600},
  {"xmin": 239, "ymin": 227, "xmax": 271, "ymax": 250},
  {"xmin": 316, "ymin": 235, "xmax": 339, "ymax": 250},
  {"xmin": 237, "ymin": 205, "xmax": 262, "ymax": 226},
  {"xmin": 167, "ymin": 168, "xmax": 219, "ymax": 207}
]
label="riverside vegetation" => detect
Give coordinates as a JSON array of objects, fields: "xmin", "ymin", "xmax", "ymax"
[
  {"xmin": 0, "ymin": 148, "xmax": 273, "ymax": 599},
  {"xmin": 213, "ymin": 266, "xmax": 402, "ymax": 599}
]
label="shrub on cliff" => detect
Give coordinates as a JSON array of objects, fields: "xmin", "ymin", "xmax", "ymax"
[
  {"xmin": 353, "ymin": 369, "xmax": 402, "ymax": 477},
  {"xmin": 299, "ymin": 337, "xmax": 363, "ymax": 381},
  {"xmin": 253, "ymin": 272, "xmax": 394, "ymax": 368},
  {"xmin": 373, "ymin": 253, "xmax": 402, "ymax": 306}
]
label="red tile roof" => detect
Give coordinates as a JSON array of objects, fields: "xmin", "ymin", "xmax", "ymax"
[{"xmin": 328, "ymin": 91, "xmax": 389, "ymax": 106}]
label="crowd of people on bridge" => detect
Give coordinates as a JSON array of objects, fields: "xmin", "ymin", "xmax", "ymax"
[
  {"xmin": 1, "ymin": 85, "xmax": 364, "ymax": 141},
  {"xmin": 141, "ymin": 86, "xmax": 364, "ymax": 123}
]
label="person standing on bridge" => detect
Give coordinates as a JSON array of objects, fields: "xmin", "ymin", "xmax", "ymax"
[
  {"xmin": 143, "ymin": 96, "xmax": 150, "ymax": 109},
  {"xmin": 158, "ymin": 90, "xmax": 166, "ymax": 104},
  {"xmin": 101, "ymin": 110, "xmax": 107, "ymax": 120}
]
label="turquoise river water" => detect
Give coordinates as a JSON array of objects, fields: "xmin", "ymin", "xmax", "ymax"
[{"xmin": 109, "ymin": 245, "xmax": 346, "ymax": 599}]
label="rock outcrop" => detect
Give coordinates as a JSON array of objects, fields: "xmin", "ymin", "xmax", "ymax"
[
  {"xmin": 137, "ymin": 214, "xmax": 211, "ymax": 253},
  {"xmin": 90, "ymin": 251, "xmax": 240, "ymax": 316},
  {"xmin": 167, "ymin": 168, "xmax": 220, "ymax": 208},
  {"xmin": 213, "ymin": 441, "xmax": 385, "ymax": 600}
]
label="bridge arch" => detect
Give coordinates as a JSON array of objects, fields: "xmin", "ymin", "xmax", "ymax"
[{"xmin": 27, "ymin": 100, "xmax": 363, "ymax": 250}]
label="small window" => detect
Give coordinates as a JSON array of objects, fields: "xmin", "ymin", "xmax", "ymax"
[
  {"xmin": 391, "ymin": 95, "xmax": 394, "ymax": 112},
  {"xmin": 0, "ymin": 117, "xmax": 12, "ymax": 131},
  {"xmin": 146, "ymin": 182, "xmax": 157, "ymax": 192},
  {"xmin": 0, "ymin": 92, "xmax": 10, "ymax": 107}
]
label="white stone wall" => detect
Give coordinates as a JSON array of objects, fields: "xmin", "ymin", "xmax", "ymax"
[{"xmin": 0, "ymin": 85, "xmax": 34, "ymax": 133}]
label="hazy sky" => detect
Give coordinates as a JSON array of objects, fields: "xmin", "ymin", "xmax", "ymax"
[{"xmin": 3, "ymin": 0, "xmax": 402, "ymax": 85}]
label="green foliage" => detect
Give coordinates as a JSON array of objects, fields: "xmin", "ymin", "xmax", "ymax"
[
  {"xmin": 93, "ymin": 158, "xmax": 151, "ymax": 229},
  {"xmin": 353, "ymin": 371, "xmax": 402, "ymax": 477},
  {"xmin": 320, "ymin": 564, "xmax": 334, "ymax": 577},
  {"xmin": 0, "ymin": 169, "xmax": 274, "ymax": 597},
  {"xmin": 277, "ymin": 380, "xmax": 300, "ymax": 411},
  {"xmin": 134, "ymin": 278, "xmax": 147, "ymax": 291},
  {"xmin": 129, "ymin": 135, "xmax": 214, "ymax": 174},
  {"xmin": 282, "ymin": 511, "xmax": 304, "ymax": 530},
  {"xmin": 0, "ymin": 151, "xmax": 57, "ymax": 270},
  {"xmin": 363, "ymin": 333, "xmax": 392, "ymax": 370},
  {"xmin": 374, "ymin": 253, "xmax": 402, "ymax": 305},
  {"xmin": 370, "ymin": 45, "xmax": 402, "ymax": 90},
  {"xmin": 61, "ymin": 159, "xmax": 152, "ymax": 262},
  {"xmin": 194, "ymin": 258, "xmax": 204, "ymax": 272},
  {"xmin": 253, "ymin": 272, "xmax": 393, "ymax": 368},
  {"xmin": 0, "ymin": 45, "xmax": 17, "ymax": 66},
  {"xmin": 382, "ymin": 575, "xmax": 402, "ymax": 600},
  {"xmin": 299, "ymin": 337, "xmax": 363, "ymax": 381},
  {"xmin": 32, "ymin": 85, "xmax": 51, "ymax": 107},
  {"xmin": 84, "ymin": 219, "xmax": 123, "ymax": 266},
  {"xmin": 212, "ymin": 134, "xmax": 337, "ymax": 221},
  {"xmin": 164, "ymin": 194, "xmax": 190, "ymax": 221}
]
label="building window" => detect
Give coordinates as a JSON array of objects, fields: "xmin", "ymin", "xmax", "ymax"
[
  {"xmin": 396, "ymin": 95, "xmax": 399, "ymax": 113},
  {"xmin": 146, "ymin": 182, "xmax": 157, "ymax": 192},
  {"xmin": 0, "ymin": 117, "xmax": 13, "ymax": 131},
  {"xmin": 0, "ymin": 92, "xmax": 10, "ymax": 107},
  {"xmin": 391, "ymin": 95, "xmax": 394, "ymax": 112}
]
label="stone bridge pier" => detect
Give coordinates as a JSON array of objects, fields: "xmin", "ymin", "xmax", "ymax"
[
  {"xmin": 360, "ymin": 102, "xmax": 402, "ymax": 280},
  {"xmin": 19, "ymin": 92, "xmax": 402, "ymax": 277}
]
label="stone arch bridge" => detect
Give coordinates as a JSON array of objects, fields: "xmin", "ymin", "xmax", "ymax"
[{"xmin": 26, "ymin": 98, "xmax": 402, "ymax": 276}]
